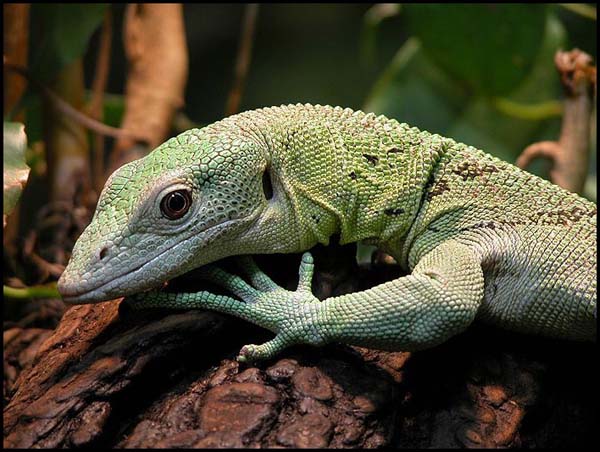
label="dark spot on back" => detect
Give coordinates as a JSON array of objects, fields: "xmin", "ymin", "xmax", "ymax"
[
  {"xmin": 532, "ymin": 205, "xmax": 595, "ymax": 225},
  {"xmin": 349, "ymin": 171, "xmax": 357, "ymax": 180},
  {"xmin": 387, "ymin": 147, "xmax": 402, "ymax": 154},
  {"xmin": 426, "ymin": 178, "xmax": 450, "ymax": 201},
  {"xmin": 262, "ymin": 167, "xmax": 274, "ymax": 200},
  {"xmin": 452, "ymin": 161, "xmax": 499, "ymax": 181},
  {"xmin": 460, "ymin": 221, "xmax": 497, "ymax": 232},
  {"xmin": 362, "ymin": 154, "xmax": 379, "ymax": 166},
  {"xmin": 384, "ymin": 208, "xmax": 405, "ymax": 216}
]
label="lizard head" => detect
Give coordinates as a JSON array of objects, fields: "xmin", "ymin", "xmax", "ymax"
[{"xmin": 58, "ymin": 125, "xmax": 291, "ymax": 304}]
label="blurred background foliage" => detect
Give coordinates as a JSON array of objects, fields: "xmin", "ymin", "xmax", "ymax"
[{"xmin": 9, "ymin": 3, "xmax": 597, "ymax": 198}]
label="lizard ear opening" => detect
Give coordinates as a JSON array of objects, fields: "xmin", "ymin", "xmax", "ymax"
[{"xmin": 262, "ymin": 166, "xmax": 274, "ymax": 201}]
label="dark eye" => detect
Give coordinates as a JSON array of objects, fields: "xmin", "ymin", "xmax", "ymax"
[{"xmin": 160, "ymin": 189, "xmax": 192, "ymax": 220}]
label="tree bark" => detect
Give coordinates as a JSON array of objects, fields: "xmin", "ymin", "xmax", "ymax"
[{"xmin": 3, "ymin": 250, "xmax": 596, "ymax": 448}]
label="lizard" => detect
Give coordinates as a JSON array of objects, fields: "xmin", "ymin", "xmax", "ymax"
[{"xmin": 57, "ymin": 104, "xmax": 597, "ymax": 362}]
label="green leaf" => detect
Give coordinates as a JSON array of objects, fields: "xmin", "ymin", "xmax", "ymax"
[
  {"xmin": 3, "ymin": 122, "xmax": 30, "ymax": 227},
  {"xmin": 364, "ymin": 38, "xmax": 468, "ymax": 136},
  {"xmin": 559, "ymin": 3, "xmax": 597, "ymax": 21},
  {"xmin": 501, "ymin": 13, "xmax": 566, "ymax": 105},
  {"xmin": 29, "ymin": 4, "xmax": 108, "ymax": 82},
  {"xmin": 402, "ymin": 4, "xmax": 548, "ymax": 96},
  {"xmin": 446, "ymin": 13, "xmax": 566, "ymax": 164},
  {"xmin": 364, "ymin": 12, "xmax": 567, "ymax": 174}
]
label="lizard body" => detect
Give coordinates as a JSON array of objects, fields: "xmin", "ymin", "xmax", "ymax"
[{"xmin": 58, "ymin": 104, "xmax": 597, "ymax": 361}]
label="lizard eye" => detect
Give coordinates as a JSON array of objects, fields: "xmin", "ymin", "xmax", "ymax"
[{"xmin": 160, "ymin": 189, "xmax": 192, "ymax": 220}]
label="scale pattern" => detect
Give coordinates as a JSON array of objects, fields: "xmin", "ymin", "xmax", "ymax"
[{"xmin": 58, "ymin": 104, "xmax": 597, "ymax": 361}]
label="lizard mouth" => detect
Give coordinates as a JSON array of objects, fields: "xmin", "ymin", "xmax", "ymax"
[
  {"xmin": 59, "ymin": 240, "xmax": 178, "ymax": 304},
  {"xmin": 59, "ymin": 211, "xmax": 262, "ymax": 304}
]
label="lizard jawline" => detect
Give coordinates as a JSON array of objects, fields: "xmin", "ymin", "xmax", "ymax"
[{"xmin": 61, "ymin": 216, "xmax": 249, "ymax": 304}]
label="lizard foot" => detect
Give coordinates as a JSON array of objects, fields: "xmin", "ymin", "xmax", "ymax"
[
  {"xmin": 123, "ymin": 253, "xmax": 328, "ymax": 362},
  {"xmin": 198, "ymin": 252, "xmax": 328, "ymax": 361}
]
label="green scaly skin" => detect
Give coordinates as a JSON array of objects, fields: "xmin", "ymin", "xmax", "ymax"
[{"xmin": 58, "ymin": 104, "xmax": 597, "ymax": 362}]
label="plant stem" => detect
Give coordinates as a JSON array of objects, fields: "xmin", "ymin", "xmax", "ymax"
[{"xmin": 4, "ymin": 283, "xmax": 60, "ymax": 299}]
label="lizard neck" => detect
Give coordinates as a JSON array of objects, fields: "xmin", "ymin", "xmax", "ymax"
[{"xmin": 255, "ymin": 105, "xmax": 449, "ymax": 254}]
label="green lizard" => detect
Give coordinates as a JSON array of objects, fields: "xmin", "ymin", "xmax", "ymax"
[{"xmin": 58, "ymin": 104, "xmax": 597, "ymax": 362}]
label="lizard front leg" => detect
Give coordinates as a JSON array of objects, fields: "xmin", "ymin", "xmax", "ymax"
[
  {"xmin": 318, "ymin": 240, "xmax": 485, "ymax": 352},
  {"xmin": 126, "ymin": 253, "xmax": 326, "ymax": 361},
  {"xmin": 127, "ymin": 240, "xmax": 485, "ymax": 360}
]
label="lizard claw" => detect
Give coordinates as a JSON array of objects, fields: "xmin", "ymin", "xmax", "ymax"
[
  {"xmin": 236, "ymin": 334, "xmax": 291, "ymax": 362},
  {"xmin": 236, "ymin": 344, "xmax": 256, "ymax": 363}
]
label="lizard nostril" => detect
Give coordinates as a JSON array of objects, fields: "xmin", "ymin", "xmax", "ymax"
[{"xmin": 99, "ymin": 247, "xmax": 109, "ymax": 260}]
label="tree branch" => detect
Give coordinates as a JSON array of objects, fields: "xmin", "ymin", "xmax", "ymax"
[
  {"xmin": 3, "ymin": 3, "xmax": 30, "ymax": 119},
  {"xmin": 225, "ymin": 4, "xmax": 259, "ymax": 117},
  {"xmin": 86, "ymin": 10, "xmax": 113, "ymax": 192},
  {"xmin": 517, "ymin": 49, "xmax": 596, "ymax": 194},
  {"xmin": 108, "ymin": 3, "xmax": 188, "ymax": 175},
  {"xmin": 4, "ymin": 61, "xmax": 138, "ymax": 140}
]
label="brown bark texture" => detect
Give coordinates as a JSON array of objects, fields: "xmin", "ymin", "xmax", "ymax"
[
  {"xmin": 108, "ymin": 3, "xmax": 188, "ymax": 176},
  {"xmin": 3, "ymin": 247, "xmax": 596, "ymax": 448}
]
